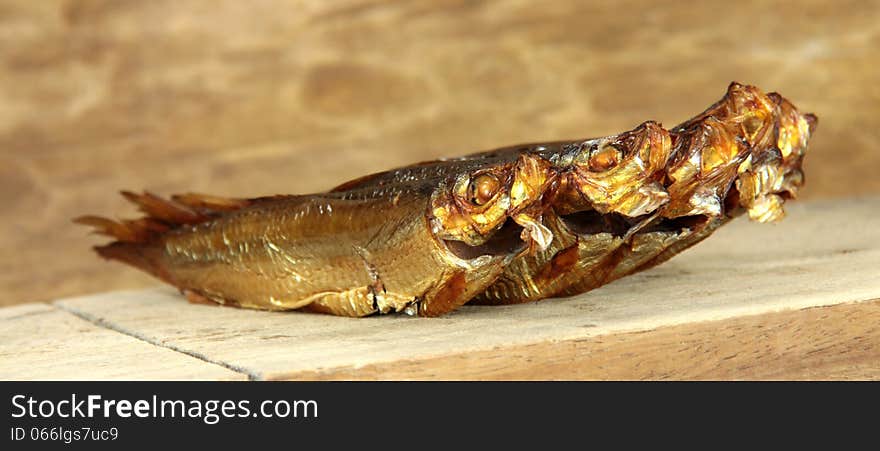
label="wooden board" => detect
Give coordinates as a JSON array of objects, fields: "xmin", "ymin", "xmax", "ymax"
[
  {"xmin": 292, "ymin": 300, "xmax": 880, "ymax": 380},
  {"xmin": 13, "ymin": 196, "xmax": 871, "ymax": 380},
  {"xmin": 3, "ymin": 0, "xmax": 880, "ymax": 307},
  {"xmin": 0, "ymin": 304, "xmax": 246, "ymax": 380}
]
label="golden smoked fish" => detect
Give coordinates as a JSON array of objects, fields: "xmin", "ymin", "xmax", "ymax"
[
  {"xmin": 76, "ymin": 154, "xmax": 556, "ymax": 317},
  {"xmin": 476, "ymin": 83, "xmax": 816, "ymax": 303},
  {"xmin": 77, "ymin": 82, "xmax": 816, "ymax": 316}
]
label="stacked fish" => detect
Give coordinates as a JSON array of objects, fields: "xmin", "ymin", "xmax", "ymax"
[{"xmin": 76, "ymin": 83, "xmax": 817, "ymax": 317}]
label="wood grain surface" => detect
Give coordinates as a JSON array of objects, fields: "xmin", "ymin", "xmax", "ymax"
[
  {"xmin": 30, "ymin": 197, "xmax": 877, "ymax": 380},
  {"xmin": 1, "ymin": 0, "xmax": 879, "ymax": 305},
  {"xmin": 291, "ymin": 299, "xmax": 880, "ymax": 380},
  {"xmin": 0, "ymin": 303, "xmax": 245, "ymax": 380}
]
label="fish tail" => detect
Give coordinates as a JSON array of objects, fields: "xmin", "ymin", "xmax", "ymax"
[
  {"xmin": 70, "ymin": 215, "xmax": 171, "ymax": 284},
  {"xmin": 74, "ymin": 191, "xmax": 265, "ymax": 283},
  {"xmin": 93, "ymin": 241, "xmax": 174, "ymax": 284}
]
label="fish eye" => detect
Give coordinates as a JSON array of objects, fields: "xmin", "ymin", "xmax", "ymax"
[
  {"xmin": 589, "ymin": 143, "xmax": 622, "ymax": 171},
  {"xmin": 742, "ymin": 114, "xmax": 766, "ymax": 141},
  {"xmin": 467, "ymin": 173, "xmax": 501, "ymax": 206}
]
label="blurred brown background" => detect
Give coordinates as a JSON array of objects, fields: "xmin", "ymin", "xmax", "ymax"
[{"xmin": 1, "ymin": 0, "xmax": 878, "ymax": 306}]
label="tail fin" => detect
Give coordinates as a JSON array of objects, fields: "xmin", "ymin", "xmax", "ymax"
[
  {"xmin": 119, "ymin": 190, "xmax": 207, "ymax": 226},
  {"xmin": 74, "ymin": 191, "xmax": 265, "ymax": 283},
  {"xmin": 73, "ymin": 215, "xmax": 170, "ymax": 244}
]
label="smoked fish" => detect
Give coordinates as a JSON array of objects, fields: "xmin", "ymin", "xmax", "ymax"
[{"xmin": 77, "ymin": 82, "xmax": 816, "ymax": 316}]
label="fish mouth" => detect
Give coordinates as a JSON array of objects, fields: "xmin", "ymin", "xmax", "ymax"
[
  {"xmin": 443, "ymin": 220, "xmax": 527, "ymax": 260},
  {"xmin": 638, "ymin": 214, "xmax": 712, "ymax": 234},
  {"xmin": 559, "ymin": 210, "xmax": 633, "ymax": 237},
  {"xmin": 560, "ymin": 210, "xmax": 712, "ymax": 238}
]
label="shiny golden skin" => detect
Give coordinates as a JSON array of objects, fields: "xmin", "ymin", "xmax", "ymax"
[
  {"xmin": 475, "ymin": 120, "xmax": 675, "ymax": 304},
  {"xmin": 162, "ymin": 187, "xmax": 499, "ymax": 317},
  {"xmin": 563, "ymin": 120, "xmax": 673, "ymax": 217},
  {"xmin": 430, "ymin": 154, "xmax": 556, "ymax": 251},
  {"xmin": 78, "ymin": 82, "xmax": 816, "ymax": 317},
  {"xmin": 475, "ymin": 82, "xmax": 817, "ymax": 305},
  {"xmin": 79, "ymin": 155, "xmax": 556, "ymax": 317}
]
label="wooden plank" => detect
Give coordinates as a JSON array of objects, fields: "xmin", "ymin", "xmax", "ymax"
[
  {"xmin": 3, "ymin": 0, "xmax": 879, "ymax": 307},
  {"xmin": 0, "ymin": 304, "xmax": 247, "ymax": 380},
  {"xmin": 52, "ymin": 197, "xmax": 880, "ymax": 380},
  {"xmin": 297, "ymin": 299, "xmax": 880, "ymax": 380}
]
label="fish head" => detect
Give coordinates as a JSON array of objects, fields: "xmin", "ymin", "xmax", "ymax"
[
  {"xmin": 735, "ymin": 93, "xmax": 817, "ymax": 223},
  {"xmin": 660, "ymin": 84, "xmax": 816, "ymax": 222},
  {"xmin": 720, "ymin": 82, "xmax": 779, "ymax": 149},
  {"xmin": 429, "ymin": 153, "xmax": 557, "ymax": 256},
  {"xmin": 559, "ymin": 120, "xmax": 672, "ymax": 218},
  {"xmin": 662, "ymin": 117, "xmax": 752, "ymax": 218}
]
